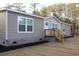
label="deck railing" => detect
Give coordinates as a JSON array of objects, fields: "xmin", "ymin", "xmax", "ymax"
[{"xmin": 45, "ymin": 29, "xmax": 64, "ymax": 42}]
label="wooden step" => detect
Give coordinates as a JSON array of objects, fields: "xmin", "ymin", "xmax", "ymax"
[{"xmin": 45, "ymin": 29, "xmax": 65, "ymax": 43}]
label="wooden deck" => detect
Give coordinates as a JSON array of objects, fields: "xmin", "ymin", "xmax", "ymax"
[
  {"xmin": 0, "ymin": 36, "xmax": 79, "ymax": 56},
  {"xmin": 45, "ymin": 29, "xmax": 64, "ymax": 42}
]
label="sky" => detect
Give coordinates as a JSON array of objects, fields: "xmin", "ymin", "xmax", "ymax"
[{"xmin": 0, "ymin": 0, "xmax": 79, "ymax": 13}]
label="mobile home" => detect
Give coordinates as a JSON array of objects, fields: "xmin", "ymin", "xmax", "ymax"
[
  {"xmin": 44, "ymin": 16, "xmax": 62, "ymax": 30},
  {"xmin": 0, "ymin": 8, "xmax": 45, "ymax": 46},
  {"xmin": 44, "ymin": 16, "xmax": 72, "ymax": 37}
]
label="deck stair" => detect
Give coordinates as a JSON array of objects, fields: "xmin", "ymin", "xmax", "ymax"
[{"xmin": 45, "ymin": 29, "xmax": 64, "ymax": 42}]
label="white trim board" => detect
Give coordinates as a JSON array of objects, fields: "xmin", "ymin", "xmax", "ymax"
[{"xmin": 5, "ymin": 11, "xmax": 8, "ymax": 40}]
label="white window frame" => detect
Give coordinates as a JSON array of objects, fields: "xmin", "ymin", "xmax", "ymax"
[
  {"xmin": 26, "ymin": 18, "xmax": 34, "ymax": 33},
  {"xmin": 17, "ymin": 16, "xmax": 26, "ymax": 33},
  {"xmin": 17, "ymin": 16, "xmax": 34, "ymax": 33}
]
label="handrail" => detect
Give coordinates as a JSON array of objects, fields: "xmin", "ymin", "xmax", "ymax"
[
  {"xmin": 45, "ymin": 29, "xmax": 64, "ymax": 42},
  {"xmin": 54, "ymin": 29, "xmax": 64, "ymax": 42}
]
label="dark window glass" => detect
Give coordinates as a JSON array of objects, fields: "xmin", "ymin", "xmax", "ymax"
[
  {"xmin": 19, "ymin": 25, "xmax": 25, "ymax": 32},
  {"xmin": 18, "ymin": 16, "xmax": 26, "ymax": 32},
  {"xmin": 45, "ymin": 23, "xmax": 48, "ymax": 25},
  {"xmin": 27, "ymin": 26, "xmax": 32, "ymax": 31},
  {"xmin": 27, "ymin": 19, "xmax": 33, "ymax": 32}
]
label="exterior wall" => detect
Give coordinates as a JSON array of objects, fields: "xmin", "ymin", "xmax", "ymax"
[
  {"xmin": 0, "ymin": 11, "xmax": 6, "ymax": 45},
  {"xmin": 62, "ymin": 23, "xmax": 71, "ymax": 37},
  {"xmin": 44, "ymin": 16, "xmax": 72, "ymax": 37},
  {"xmin": 7, "ymin": 11, "xmax": 44, "ymax": 46},
  {"xmin": 44, "ymin": 17, "xmax": 61, "ymax": 30}
]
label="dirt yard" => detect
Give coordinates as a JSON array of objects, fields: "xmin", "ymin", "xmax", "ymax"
[{"xmin": 0, "ymin": 36, "xmax": 79, "ymax": 56}]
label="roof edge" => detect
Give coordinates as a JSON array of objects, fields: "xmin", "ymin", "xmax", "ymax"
[
  {"xmin": 44, "ymin": 16, "xmax": 71, "ymax": 26},
  {"xmin": 0, "ymin": 8, "xmax": 44, "ymax": 19}
]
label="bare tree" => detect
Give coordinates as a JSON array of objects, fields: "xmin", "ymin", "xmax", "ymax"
[{"xmin": 6, "ymin": 3, "xmax": 26, "ymax": 11}]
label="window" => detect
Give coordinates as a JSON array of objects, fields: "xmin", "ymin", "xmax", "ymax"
[
  {"xmin": 18, "ymin": 16, "xmax": 26, "ymax": 32},
  {"xmin": 55, "ymin": 24, "xmax": 57, "ymax": 29},
  {"xmin": 52, "ymin": 24, "xmax": 57, "ymax": 29},
  {"xmin": 45, "ymin": 23, "xmax": 48, "ymax": 26},
  {"xmin": 27, "ymin": 19, "xmax": 33, "ymax": 32},
  {"xmin": 17, "ymin": 16, "xmax": 34, "ymax": 33},
  {"xmin": 49, "ymin": 23, "xmax": 51, "ymax": 28},
  {"xmin": 52, "ymin": 24, "xmax": 54, "ymax": 28}
]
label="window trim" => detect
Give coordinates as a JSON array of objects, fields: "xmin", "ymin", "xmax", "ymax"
[
  {"xmin": 17, "ymin": 16, "xmax": 34, "ymax": 33},
  {"xmin": 26, "ymin": 18, "xmax": 34, "ymax": 33},
  {"xmin": 17, "ymin": 16, "xmax": 26, "ymax": 33}
]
